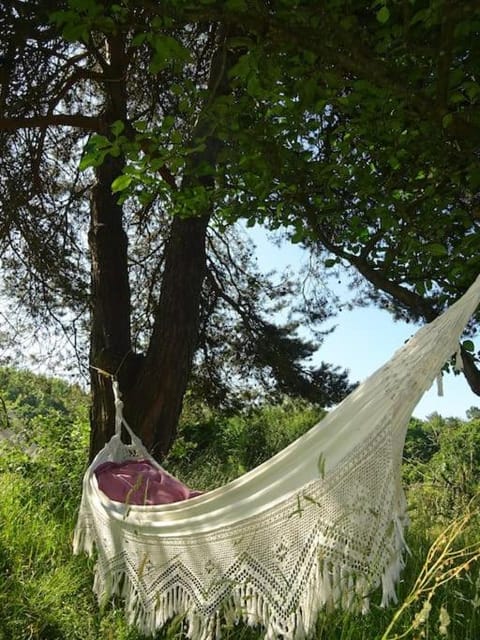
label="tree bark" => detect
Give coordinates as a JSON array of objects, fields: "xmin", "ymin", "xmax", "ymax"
[
  {"xmin": 127, "ymin": 214, "xmax": 210, "ymax": 458},
  {"xmin": 88, "ymin": 33, "xmax": 134, "ymax": 459},
  {"xmin": 88, "ymin": 154, "xmax": 134, "ymax": 458}
]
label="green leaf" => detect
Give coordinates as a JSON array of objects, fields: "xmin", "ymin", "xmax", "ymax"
[
  {"xmin": 78, "ymin": 134, "xmax": 112, "ymax": 169},
  {"xmin": 148, "ymin": 34, "xmax": 191, "ymax": 74},
  {"xmin": 63, "ymin": 22, "xmax": 90, "ymax": 43},
  {"xmin": 463, "ymin": 340, "xmax": 475, "ymax": 353},
  {"xmin": 134, "ymin": 120, "xmax": 148, "ymax": 132},
  {"xmin": 449, "ymin": 92, "xmax": 465, "ymax": 105},
  {"xmin": 79, "ymin": 153, "xmax": 102, "ymax": 170},
  {"xmin": 110, "ymin": 120, "xmax": 124, "ymax": 136},
  {"xmin": 291, "ymin": 231, "xmax": 304, "ymax": 244},
  {"xmin": 376, "ymin": 6, "xmax": 390, "ymax": 24},
  {"xmin": 388, "ymin": 156, "xmax": 401, "ymax": 170},
  {"xmin": 464, "ymin": 81, "xmax": 480, "ymax": 101},
  {"xmin": 427, "ymin": 243, "xmax": 448, "ymax": 256},
  {"xmin": 131, "ymin": 32, "xmax": 147, "ymax": 47},
  {"xmin": 111, "ymin": 175, "xmax": 133, "ymax": 193},
  {"xmin": 229, "ymin": 54, "xmax": 252, "ymax": 81},
  {"xmin": 416, "ymin": 281, "xmax": 426, "ymax": 296}
]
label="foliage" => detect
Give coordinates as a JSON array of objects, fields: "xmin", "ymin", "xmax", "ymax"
[
  {"xmin": 167, "ymin": 396, "xmax": 325, "ymax": 487},
  {"xmin": 2, "ymin": 0, "xmax": 479, "ymax": 361},
  {"xmin": 0, "ymin": 369, "xmax": 480, "ymax": 638},
  {"xmin": 0, "ymin": 367, "xmax": 89, "ymax": 512},
  {"xmin": 0, "ymin": 367, "xmax": 86, "ymax": 423},
  {"xmin": 0, "ymin": 0, "xmax": 356, "ymax": 424},
  {"xmin": 403, "ymin": 411, "xmax": 480, "ymax": 522}
]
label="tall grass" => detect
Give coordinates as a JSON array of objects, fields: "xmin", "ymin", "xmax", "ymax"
[{"xmin": 0, "ymin": 379, "xmax": 479, "ymax": 639}]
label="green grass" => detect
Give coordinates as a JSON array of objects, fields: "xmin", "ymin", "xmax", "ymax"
[
  {"xmin": 0, "ymin": 381, "xmax": 479, "ymax": 639},
  {"xmin": 1, "ymin": 445, "xmax": 478, "ymax": 640}
]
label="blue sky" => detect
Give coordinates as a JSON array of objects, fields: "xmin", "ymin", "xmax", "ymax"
[{"xmin": 247, "ymin": 225, "xmax": 480, "ymax": 420}]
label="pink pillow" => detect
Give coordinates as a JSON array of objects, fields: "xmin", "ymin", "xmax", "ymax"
[{"xmin": 95, "ymin": 459, "xmax": 202, "ymax": 505}]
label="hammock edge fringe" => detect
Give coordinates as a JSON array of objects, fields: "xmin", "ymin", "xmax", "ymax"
[{"xmin": 73, "ymin": 503, "xmax": 409, "ymax": 640}]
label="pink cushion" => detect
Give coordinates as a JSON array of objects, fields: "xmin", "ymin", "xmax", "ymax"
[{"xmin": 95, "ymin": 459, "xmax": 202, "ymax": 505}]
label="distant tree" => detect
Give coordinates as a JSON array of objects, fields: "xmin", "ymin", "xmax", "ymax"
[
  {"xmin": 466, "ymin": 406, "xmax": 480, "ymax": 421},
  {"xmin": 404, "ymin": 412, "xmax": 480, "ymax": 515},
  {"xmin": 404, "ymin": 417, "xmax": 440, "ymax": 466}
]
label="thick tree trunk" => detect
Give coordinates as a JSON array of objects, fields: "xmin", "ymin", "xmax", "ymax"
[
  {"xmin": 127, "ymin": 214, "xmax": 210, "ymax": 458},
  {"xmin": 88, "ymin": 155, "xmax": 134, "ymax": 458},
  {"xmin": 88, "ymin": 33, "xmax": 134, "ymax": 459},
  {"xmin": 88, "ymin": 25, "xmax": 233, "ymax": 461}
]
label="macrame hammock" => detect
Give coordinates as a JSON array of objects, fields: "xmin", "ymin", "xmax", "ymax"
[{"xmin": 74, "ymin": 275, "xmax": 480, "ymax": 640}]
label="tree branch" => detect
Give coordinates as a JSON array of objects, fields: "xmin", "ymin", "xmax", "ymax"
[
  {"xmin": 0, "ymin": 114, "xmax": 102, "ymax": 132},
  {"xmin": 460, "ymin": 347, "xmax": 480, "ymax": 396},
  {"xmin": 306, "ymin": 212, "xmax": 438, "ymax": 321},
  {"xmin": 305, "ymin": 212, "xmax": 480, "ymax": 396}
]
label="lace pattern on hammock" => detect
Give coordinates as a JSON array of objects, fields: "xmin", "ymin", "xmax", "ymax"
[{"xmin": 75, "ymin": 414, "xmax": 407, "ymax": 640}]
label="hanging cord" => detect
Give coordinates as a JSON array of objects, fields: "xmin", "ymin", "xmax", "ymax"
[
  {"xmin": 454, "ymin": 343, "xmax": 464, "ymax": 372},
  {"xmin": 110, "ymin": 378, "xmax": 146, "ymax": 453},
  {"xmin": 90, "ymin": 365, "xmax": 147, "ymax": 454},
  {"xmin": 437, "ymin": 343, "xmax": 464, "ymax": 396},
  {"xmin": 436, "ymin": 372, "xmax": 444, "ymax": 397},
  {"xmin": 112, "ymin": 379, "xmax": 125, "ymax": 437}
]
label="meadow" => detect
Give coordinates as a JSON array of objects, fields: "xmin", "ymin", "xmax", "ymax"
[{"xmin": 0, "ymin": 367, "xmax": 479, "ymax": 640}]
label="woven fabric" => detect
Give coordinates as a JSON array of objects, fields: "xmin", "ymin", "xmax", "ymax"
[{"xmin": 74, "ymin": 275, "xmax": 480, "ymax": 640}]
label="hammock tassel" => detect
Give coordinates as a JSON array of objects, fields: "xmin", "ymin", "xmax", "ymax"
[{"xmin": 436, "ymin": 372, "xmax": 444, "ymax": 396}]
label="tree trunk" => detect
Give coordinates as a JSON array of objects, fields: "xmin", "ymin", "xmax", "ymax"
[
  {"xmin": 88, "ymin": 155, "xmax": 134, "ymax": 458},
  {"xmin": 88, "ymin": 33, "xmax": 133, "ymax": 459},
  {"xmin": 127, "ymin": 214, "xmax": 210, "ymax": 458},
  {"xmin": 88, "ymin": 25, "xmax": 234, "ymax": 461}
]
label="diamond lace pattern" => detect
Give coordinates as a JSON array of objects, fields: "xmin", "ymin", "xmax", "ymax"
[{"xmin": 76, "ymin": 423, "xmax": 406, "ymax": 638}]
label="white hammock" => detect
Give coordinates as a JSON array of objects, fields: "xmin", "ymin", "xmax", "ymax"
[{"xmin": 74, "ymin": 275, "xmax": 480, "ymax": 640}]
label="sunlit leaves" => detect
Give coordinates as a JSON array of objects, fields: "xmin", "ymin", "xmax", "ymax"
[
  {"xmin": 148, "ymin": 34, "xmax": 191, "ymax": 74},
  {"xmin": 46, "ymin": 0, "xmax": 480, "ymax": 311},
  {"xmin": 111, "ymin": 174, "xmax": 133, "ymax": 193},
  {"xmin": 79, "ymin": 134, "xmax": 112, "ymax": 170}
]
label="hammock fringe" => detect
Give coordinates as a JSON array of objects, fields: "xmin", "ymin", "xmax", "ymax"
[{"xmin": 74, "ymin": 503, "xmax": 408, "ymax": 640}]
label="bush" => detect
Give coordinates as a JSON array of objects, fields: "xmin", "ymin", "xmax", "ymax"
[
  {"xmin": 404, "ymin": 412, "xmax": 480, "ymax": 524},
  {"xmin": 167, "ymin": 397, "xmax": 325, "ymax": 488}
]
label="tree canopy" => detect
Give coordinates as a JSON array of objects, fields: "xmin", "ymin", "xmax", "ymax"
[{"xmin": 0, "ymin": 0, "xmax": 479, "ymax": 456}]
